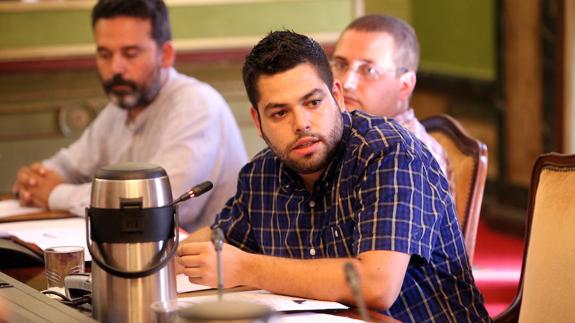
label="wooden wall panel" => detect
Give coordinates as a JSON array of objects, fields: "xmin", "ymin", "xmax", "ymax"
[{"xmin": 503, "ymin": 0, "xmax": 543, "ymax": 186}]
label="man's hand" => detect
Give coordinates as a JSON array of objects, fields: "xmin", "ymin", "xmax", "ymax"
[
  {"xmin": 176, "ymin": 241, "xmax": 247, "ymax": 288},
  {"xmin": 12, "ymin": 163, "xmax": 63, "ymax": 209}
]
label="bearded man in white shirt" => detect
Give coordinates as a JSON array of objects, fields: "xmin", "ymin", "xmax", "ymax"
[{"xmin": 12, "ymin": 0, "xmax": 248, "ymax": 231}]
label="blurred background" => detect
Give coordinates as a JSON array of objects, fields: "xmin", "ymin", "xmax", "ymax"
[{"xmin": 0, "ymin": 0, "xmax": 571, "ymax": 261}]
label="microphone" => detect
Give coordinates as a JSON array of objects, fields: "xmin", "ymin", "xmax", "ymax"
[
  {"xmin": 211, "ymin": 227, "xmax": 225, "ymax": 301},
  {"xmin": 344, "ymin": 262, "xmax": 370, "ymax": 322},
  {"xmin": 172, "ymin": 181, "xmax": 213, "ymax": 205}
]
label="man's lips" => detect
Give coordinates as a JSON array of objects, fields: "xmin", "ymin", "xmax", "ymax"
[
  {"xmin": 291, "ymin": 137, "xmax": 320, "ymax": 155},
  {"xmin": 111, "ymin": 85, "xmax": 132, "ymax": 93}
]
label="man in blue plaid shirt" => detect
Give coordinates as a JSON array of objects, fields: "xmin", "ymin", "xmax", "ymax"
[{"xmin": 177, "ymin": 30, "xmax": 489, "ymax": 322}]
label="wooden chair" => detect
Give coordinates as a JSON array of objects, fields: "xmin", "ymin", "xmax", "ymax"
[
  {"xmin": 494, "ymin": 153, "xmax": 575, "ymax": 323},
  {"xmin": 422, "ymin": 115, "xmax": 488, "ymax": 261}
]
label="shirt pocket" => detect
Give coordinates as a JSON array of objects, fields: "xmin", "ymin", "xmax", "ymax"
[{"xmin": 321, "ymin": 223, "xmax": 355, "ymax": 258}]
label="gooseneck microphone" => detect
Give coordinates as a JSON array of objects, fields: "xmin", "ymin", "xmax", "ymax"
[
  {"xmin": 172, "ymin": 181, "xmax": 214, "ymax": 206},
  {"xmin": 344, "ymin": 262, "xmax": 370, "ymax": 322},
  {"xmin": 211, "ymin": 227, "xmax": 225, "ymax": 301}
]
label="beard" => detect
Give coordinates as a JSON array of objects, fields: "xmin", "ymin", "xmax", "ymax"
[
  {"xmin": 102, "ymin": 65, "xmax": 162, "ymax": 110},
  {"xmin": 262, "ymin": 104, "xmax": 344, "ymax": 175}
]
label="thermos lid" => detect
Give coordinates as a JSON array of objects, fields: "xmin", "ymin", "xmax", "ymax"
[
  {"xmin": 95, "ymin": 162, "xmax": 167, "ymax": 180},
  {"xmin": 90, "ymin": 162, "xmax": 172, "ymax": 209}
]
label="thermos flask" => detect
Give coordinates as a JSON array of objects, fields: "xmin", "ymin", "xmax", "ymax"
[{"xmin": 86, "ymin": 162, "xmax": 178, "ymax": 323}]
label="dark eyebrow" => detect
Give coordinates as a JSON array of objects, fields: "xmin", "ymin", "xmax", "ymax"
[
  {"xmin": 301, "ymin": 88, "xmax": 324, "ymax": 102},
  {"xmin": 263, "ymin": 102, "xmax": 288, "ymax": 111},
  {"xmin": 262, "ymin": 88, "xmax": 324, "ymax": 112}
]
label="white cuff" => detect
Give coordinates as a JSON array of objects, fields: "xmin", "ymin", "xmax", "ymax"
[{"xmin": 48, "ymin": 183, "xmax": 90, "ymax": 217}]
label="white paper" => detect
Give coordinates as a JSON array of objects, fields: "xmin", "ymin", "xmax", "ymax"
[
  {"xmin": 0, "ymin": 199, "xmax": 44, "ymax": 219},
  {"xmin": 0, "ymin": 217, "xmax": 191, "ymax": 263},
  {"xmin": 179, "ymin": 289, "xmax": 349, "ymax": 312},
  {"xmin": 177, "ymin": 274, "xmax": 211, "ymax": 293},
  {"xmin": 0, "ymin": 217, "xmax": 91, "ymax": 260},
  {"xmin": 279, "ymin": 313, "xmax": 364, "ymax": 322}
]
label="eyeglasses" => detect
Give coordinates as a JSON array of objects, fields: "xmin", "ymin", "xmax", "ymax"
[{"xmin": 330, "ymin": 59, "xmax": 408, "ymax": 81}]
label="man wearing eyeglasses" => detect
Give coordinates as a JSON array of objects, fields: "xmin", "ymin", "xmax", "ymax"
[{"xmin": 332, "ymin": 14, "xmax": 450, "ymax": 181}]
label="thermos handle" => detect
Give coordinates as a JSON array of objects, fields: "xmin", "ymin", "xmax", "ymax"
[{"xmin": 85, "ymin": 206, "xmax": 180, "ymax": 279}]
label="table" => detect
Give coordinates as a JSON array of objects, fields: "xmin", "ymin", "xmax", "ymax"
[
  {"xmin": 0, "ymin": 195, "xmax": 72, "ymax": 224},
  {"xmin": 0, "ymin": 272, "xmax": 96, "ymax": 322},
  {"xmin": 0, "ymin": 206, "xmax": 400, "ymax": 322},
  {"xmin": 2, "ymin": 265, "xmax": 399, "ymax": 322}
]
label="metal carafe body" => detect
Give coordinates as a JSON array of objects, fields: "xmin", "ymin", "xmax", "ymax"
[{"xmin": 87, "ymin": 162, "xmax": 178, "ymax": 323}]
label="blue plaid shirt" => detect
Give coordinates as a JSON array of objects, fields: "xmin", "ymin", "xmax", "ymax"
[{"xmin": 215, "ymin": 111, "xmax": 489, "ymax": 322}]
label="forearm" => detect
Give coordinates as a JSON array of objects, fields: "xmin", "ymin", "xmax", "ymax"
[
  {"xmin": 178, "ymin": 228, "xmax": 409, "ymax": 310},
  {"xmin": 241, "ymin": 254, "xmax": 356, "ymax": 302},
  {"xmin": 237, "ymin": 250, "xmax": 407, "ymax": 310}
]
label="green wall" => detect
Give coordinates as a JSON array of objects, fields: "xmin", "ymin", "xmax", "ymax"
[
  {"xmin": 0, "ymin": 10, "xmax": 91, "ymax": 48},
  {"xmin": 0, "ymin": 0, "xmax": 353, "ymax": 54},
  {"xmin": 366, "ymin": 0, "xmax": 496, "ymax": 81}
]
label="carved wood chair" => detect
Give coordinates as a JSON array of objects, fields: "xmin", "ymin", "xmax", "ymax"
[
  {"xmin": 494, "ymin": 153, "xmax": 575, "ymax": 323},
  {"xmin": 422, "ymin": 115, "xmax": 488, "ymax": 261}
]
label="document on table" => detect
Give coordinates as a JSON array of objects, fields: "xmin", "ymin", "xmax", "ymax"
[
  {"xmin": 0, "ymin": 217, "xmax": 91, "ymax": 260},
  {"xmin": 0, "ymin": 216, "xmax": 191, "ymax": 263},
  {"xmin": 179, "ymin": 289, "xmax": 349, "ymax": 312},
  {"xmin": 0, "ymin": 199, "xmax": 44, "ymax": 218},
  {"xmin": 280, "ymin": 313, "xmax": 364, "ymax": 322},
  {"xmin": 177, "ymin": 274, "xmax": 211, "ymax": 293}
]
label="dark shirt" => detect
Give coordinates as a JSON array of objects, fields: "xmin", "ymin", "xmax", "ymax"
[{"xmin": 215, "ymin": 111, "xmax": 489, "ymax": 322}]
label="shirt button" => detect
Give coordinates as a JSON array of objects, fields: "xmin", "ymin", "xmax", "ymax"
[
  {"xmin": 309, "ymin": 200, "xmax": 316, "ymax": 208},
  {"xmin": 309, "ymin": 248, "xmax": 316, "ymax": 256},
  {"xmin": 334, "ymin": 231, "xmax": 339, "ymax": 238}
]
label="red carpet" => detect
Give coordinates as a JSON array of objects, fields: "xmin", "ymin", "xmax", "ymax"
[{"xmin": 472, "ymin": 220, "xmax": 524, "ymax": 317}]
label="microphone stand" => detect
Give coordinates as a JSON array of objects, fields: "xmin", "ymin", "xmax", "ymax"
[
  {"xmin": 211, "ymin": 227, "xmax": 225, "ymax": 301},
  {"xmin": 344, "ymin": 262, "xmax": 370, "ymax": 322},
  {"xmin": 176, "ymin": 226, "xmax": 275, "ymax": 322}
]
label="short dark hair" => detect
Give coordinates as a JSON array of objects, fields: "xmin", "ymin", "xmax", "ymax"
[
  {"xmin": 343, "ymin": 14, "xmax": 419, "ymax": 71},
  {"xmin": 242, "ymin": 30, "xmax": 334, "ymax": 109},
  {"xmin": 91, "ymin": 0, "xmax": 172, "ymax": 46}
]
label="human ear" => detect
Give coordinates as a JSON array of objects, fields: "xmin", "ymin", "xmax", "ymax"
[
  {"xmin": 332, "ymin": 80, "xmax": 345, "ymax": 112},
  {"xmin": 160, "ymin": 41, "xmax": 175, "ymax": 68},
  {"xmin": 250, "ymin": 106, "xmax": 263, "ymax": 138},
  {"xmin": 398, "ymin": 71, "xmax": 416, "ymax": 100}
]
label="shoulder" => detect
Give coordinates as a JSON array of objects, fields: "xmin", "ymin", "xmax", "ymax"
[
  {"xmin": 157, "ymin": 69, "xmax": 234, "ymax": 122},
  {"xmin": 346, "ymin": 110, "xmax": 418, "ymax": 158},
  {"xmin": 240, "ymin": 149, "xmax": 277, "ymax": 173},
  {"xmin": 236, "ymin": 149, "xmax": 279, "ymax": 183},
  {"xmin": 162, "ymin": 69, "xmax": 229, "ymax": 110},
  {"xmin": 343, "ymin": 111, "xmax": 447, "ymax": 184}
]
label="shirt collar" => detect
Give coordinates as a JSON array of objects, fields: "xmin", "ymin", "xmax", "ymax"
[{"xmin": 392, "ymin": 108, "xmax": 415, "ymax": 125}]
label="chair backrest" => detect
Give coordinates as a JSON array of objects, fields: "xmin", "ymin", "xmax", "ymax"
[
  {"xmin": 421, "ymin": 115, "xmax": 488, "ymax": 261},
  {"xmin": 495, "ymin": 153, "xmax": 575, "ymax": 323}
]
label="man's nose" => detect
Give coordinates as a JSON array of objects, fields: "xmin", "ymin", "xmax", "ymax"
[
  {"xmin": 341, "ymin": 69, "xmax": 359, "ymax": 91},
  {"xmin": 111, "ymin": 55, "xmax": 126, "ymax": 74},
  {"xmin": 293, "ymin": 107, "xmax": 311, "ymax": 133}
]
